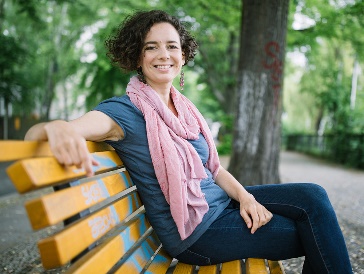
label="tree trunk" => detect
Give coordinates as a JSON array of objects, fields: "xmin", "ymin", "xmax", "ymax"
[
  {"xmin": 228, "ymin": 0, "xmax": 289, "ymax": 185},
  {"xmin": 350, "ymin": 56, "xmax": 360, "ymax": 110}
]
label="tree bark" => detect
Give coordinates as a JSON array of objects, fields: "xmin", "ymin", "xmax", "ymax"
[{"xmin": 228, "ymin": 0, "xmax": 289, "ymax": 185}]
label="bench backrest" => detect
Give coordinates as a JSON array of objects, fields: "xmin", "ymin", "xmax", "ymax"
[{"xmin": 0, "ymin": 141, "xmax": 172, "ymax": 273}]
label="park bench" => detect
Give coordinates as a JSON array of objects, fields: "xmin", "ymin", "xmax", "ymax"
[{"xmin": 0, "ymin": 140, "xmax": 285, "ymax": 274}]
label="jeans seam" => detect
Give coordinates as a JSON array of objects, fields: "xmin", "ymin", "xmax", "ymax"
[
  {"xmin": 265, "ymin": 202, "xmax": 330, "ymax": 274},
  {"xmin": 185, "ymin": 249, "xmax": 211, "ymax": 265}
]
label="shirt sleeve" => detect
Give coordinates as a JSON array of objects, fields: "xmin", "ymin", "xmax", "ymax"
[{"xmin": 93, "ymin": 95, "xmax": 143, "ymax": 140}]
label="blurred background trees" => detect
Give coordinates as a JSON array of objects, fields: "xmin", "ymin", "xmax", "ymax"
[
  {"xmin": 285, "ymin": 0, "xmax": 364, "ymax": 136},
  {"xmin": 1, "ymin": 0, "xmax": 363, "ymax": 175}
]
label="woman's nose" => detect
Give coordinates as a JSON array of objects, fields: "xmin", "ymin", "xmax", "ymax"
[{"xmin": 158, "ymin": 47, "xmax": 170, "ymax": 59}]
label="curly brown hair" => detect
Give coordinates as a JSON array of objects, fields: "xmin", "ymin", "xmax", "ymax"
[{"xmin": 105, "ymin": 10, "xmax": 198, "ymax": 72}]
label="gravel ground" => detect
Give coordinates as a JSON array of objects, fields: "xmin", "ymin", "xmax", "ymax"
[{"xmin": 0, "ymin": 151, "xmax": 363, "ymax": 273}]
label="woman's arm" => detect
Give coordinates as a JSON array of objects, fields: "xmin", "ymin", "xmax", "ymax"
[
  {"xmin": 214, "ymin": 165, "xmax": 273, "ymax": 234},
  {"xmin": 25, "ymin": 110, "xmax": 124, "ymax": 176}
]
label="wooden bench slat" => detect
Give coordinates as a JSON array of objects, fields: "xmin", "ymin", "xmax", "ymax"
[
  {"xmin": 6, "ymin": 151, "xmax": 123, "ymax": 193},
  {"xmin": 0, "ymin": 140, "xmax": 113, "ymax": 161},
  {"xmin": 113, "ymin": 232, "xmax": 163, "ymax": 274},
  {"xmin": 25, "ymin": 171, "xmax": 133, "ymax": 229},
  {"xmin": 63, "ymin": 214, "xmax": 150, "ymax": 273},
  {"xmin": 268, "ymin": 260, "xmax": 285, "ymax": 274},
  {"xmin": 198, "ymin": 264, "xmax": 218, "ymax": 273},
  {"xmin": 144, "ymin": 247, "xmax": 173, "ymax": 274},
  {"xmin": 38, "ymin": 193, "xmax": 143, "ymax": 268},
  {"xmin": 173, "ymin": 262, "xmax": 195, "ymax": 274},
  {"xmin": 221, "ymin": 260, "xmax": 242, "ymax": 274},
  {"xmin": 246, "ymin": 258, "xmax": 268, "ymax": 274}
]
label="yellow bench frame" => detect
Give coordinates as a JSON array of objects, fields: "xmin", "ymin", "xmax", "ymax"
[{"xmin": 0, "ymin": 140, "xmax": 285, "ymax": 274}]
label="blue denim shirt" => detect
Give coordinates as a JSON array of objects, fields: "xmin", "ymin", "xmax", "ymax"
[{"xmin": 94, "ymin": 95, "xmax": 230, "ymax": 257}]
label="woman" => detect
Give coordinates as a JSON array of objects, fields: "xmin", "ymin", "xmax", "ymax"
[{"xmin": 25, "ymin": 10, "xmax": 352, "ymax": 274}]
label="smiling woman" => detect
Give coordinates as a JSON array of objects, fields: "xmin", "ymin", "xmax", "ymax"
[
  {"xmin": 23, "ymin": 9, "xmax": 353, "ymax": 274},
  {"xmin": 137, "ymin": 22, "xmax": 185, "ymax": 103}
]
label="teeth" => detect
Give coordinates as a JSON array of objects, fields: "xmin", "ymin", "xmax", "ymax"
[{"xmin": 156, "ymin": 65, "xmax": 171, "ymax": 69}]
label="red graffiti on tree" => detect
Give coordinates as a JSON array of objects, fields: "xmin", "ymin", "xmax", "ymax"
[
  {"xmin": 263, "ymin": 41, "xmax": 282, "ymax": 81},
  {"xmin": 263, "ymin": 41, "xmax": 282, "ymax": 122}
]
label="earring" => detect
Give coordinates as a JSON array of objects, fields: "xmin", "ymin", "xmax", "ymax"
[
  {"xmin": 180, "ymin": 68, "xmax": 185, "ymax": 90},
  {"xmin": 137, "ymin": 67, "xmax": 146, "ymax": 84}
]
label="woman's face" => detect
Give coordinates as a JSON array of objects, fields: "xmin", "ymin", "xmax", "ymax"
[{"xmin": 139, "ymin": 22, "xmax": 185, "ymax": 88}]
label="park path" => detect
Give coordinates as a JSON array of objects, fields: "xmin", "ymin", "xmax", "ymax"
[{"xmin": 0, "ymin": 151, "xmax": 363, "ymax": 273}]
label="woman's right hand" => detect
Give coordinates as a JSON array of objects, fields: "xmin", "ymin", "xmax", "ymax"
[
  {"xmin": 25, "ymin": 111, "xmax": 124, "ymax": 177},
  {"xmin": 43, "ymin": 120, "xmax": 99, "ymax": 176}
]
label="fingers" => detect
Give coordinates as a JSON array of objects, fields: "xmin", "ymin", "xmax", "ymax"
[
  {"xmin": 45, "ymin": 122, "xmax": 97, "ymax": 177},
  {"xmin": 240, "ymin": 209, "xmax": 253, "ymax": 229},
  {"xmin": 52, "ymin": 140, "xmax": 95, "ymax": 176},
  {"xmin": 57, "ymin": 139, "xmax": 80, "ymax": 166},
  {"xmin": 240, "ymin": 194, "xmax": 273, "ymax": 234},
  {"xmin": 251, "ymin": 203, "xmax": 271, "ymax": 234},
  {"xmin": 250, "ymin": 204, "xmax": 261, "ymax": 234},
  {"xmin": 66, "ymin": 146, "xmax": 97, "ymax": 177},
  {"xmin": 77, "ymin": 141, "xmax": 96, "ymax": 177},
  {"xmin": 262, "ymin": 208, "xmax": 273, "ymax": 225}
]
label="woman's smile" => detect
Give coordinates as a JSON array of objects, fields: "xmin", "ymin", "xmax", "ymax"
[{"xmin": 154, "ymin": 64, "xmax": 174, "ymax": 71}]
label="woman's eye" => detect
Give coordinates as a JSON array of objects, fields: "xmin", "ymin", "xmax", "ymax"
[
  {"xmin": 168, "ymin": 45, "xmax": 178, "ymax": 49},
  {"xmin": 145, "ymin": 46, "xmax": 157, "ymax": 51}
]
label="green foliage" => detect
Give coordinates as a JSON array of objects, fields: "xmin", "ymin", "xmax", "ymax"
[
  {"xmin": 283, "ymin": 0, "xmax": 364, "ymax": 170},
  {"xmin": 1, "ymin": 0, "xmax": 240, "ymax": 123},
  {"xmin": 284, "ymin": 0, "xmax": 364, "ymax": 136},
  {"xmin": 0, "ymin": 34, "xmax": 26, "ymax": 100},
  {"xmin": 217, "ymin": 133, "xmax": 232, "ymax": 155},
  {"xmin": 75, "ymin": 0, "xmax": 151, "ymax": 110},
  {"xmin": 216, "ymin": 114, "xmax": 234, "ymax": 155},
  {"xmin": 286, "ymin": 133, "xmax": 364, "ymax": 169},
  {"xmin": 1, "ymin": 0, "xmax": 363, "ymax": 144}
]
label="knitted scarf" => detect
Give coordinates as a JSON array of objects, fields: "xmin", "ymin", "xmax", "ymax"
[{"xmin": 126, "ymin": 76, "xmax": 220, "ymax": 240}]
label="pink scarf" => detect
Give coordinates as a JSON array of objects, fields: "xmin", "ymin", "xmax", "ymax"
[{"xmin": 127, "ymin": 76, "xmax": 220, "ymax": 240}]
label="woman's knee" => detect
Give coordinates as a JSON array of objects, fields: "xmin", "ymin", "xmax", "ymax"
[
  {"xmin": 298, "ymin": 183, "xmax": 328, "ymax": 200},
  {"xmin": 296, "ymin": 183, "xmax": 333, "ymax": 212}
]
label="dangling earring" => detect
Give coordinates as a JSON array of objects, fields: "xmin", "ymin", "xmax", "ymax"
[
  {"xmin": 180, "ymin": 68, "xmax": 185, "ymax": 90},
  {"xmin": 137, "ymin": 67, "xmax": 146, "ymax": 84}
]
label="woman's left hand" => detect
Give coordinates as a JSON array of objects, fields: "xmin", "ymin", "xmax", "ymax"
[
  {"xmin": 214, "ymin": 166, "xmax": 273, "ymax": 234},
  {"xmin": 238, "ymin": 193, "xmax": 273, "ymax": 234}
]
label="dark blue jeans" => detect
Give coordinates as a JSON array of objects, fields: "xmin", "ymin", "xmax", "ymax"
[{"xmin": 175, "ymin": 183, "xmax": 353, "ymax": 274}]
